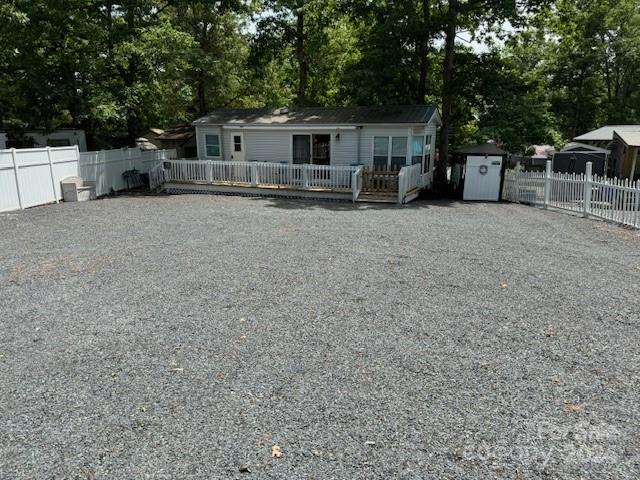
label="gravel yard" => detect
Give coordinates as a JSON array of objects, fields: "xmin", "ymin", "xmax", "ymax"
[{"xmin": 1, "ymin": 194, "xmax": 639, "ymax": 479}]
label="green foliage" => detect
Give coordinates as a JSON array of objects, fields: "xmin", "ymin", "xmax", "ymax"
[{"xmin": 1, "ymin": 0, "xmax": 639, "ymax": 153}]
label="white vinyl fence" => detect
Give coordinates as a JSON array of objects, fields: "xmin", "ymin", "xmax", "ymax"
[
  {"xmin": 503, "ymin": 160, "xmax": 640, "ymax": 229},
  {"xmin": 79, "ymin": 147, "xmax": 176, "ymax": 196},
  {"xmin": 1, "ymin": 146, "xmax": 176, "ymax": 213},
  {"xmin": 0, "ymin": 146, "xmax": 79, "ymax": 212}
]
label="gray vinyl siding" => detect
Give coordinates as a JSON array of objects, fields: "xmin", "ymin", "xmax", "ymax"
[
  {"xmin": 330, "ymin": 129, "xmax": 359, "ymax": 166},
  {"xmin": 195, "ymin": 125, "xmax": 223, "ymax": 159},
  {"xmin": 233, "ymin": 129, "xmax": 290, "ymax": 163},
  {"xmin": 196, "ymin": 124, "xmax": 436, "ymax": 168}
]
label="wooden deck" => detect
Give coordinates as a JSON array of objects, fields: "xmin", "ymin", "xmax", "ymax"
[{"xmin": 150, "ymin": 160, "xmax": 430, "ymax": 204}]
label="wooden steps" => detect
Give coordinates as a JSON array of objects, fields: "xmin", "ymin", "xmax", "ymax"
[{"xmin": 356, "ymin": 192, "xmax": 397, "ymax": 203}]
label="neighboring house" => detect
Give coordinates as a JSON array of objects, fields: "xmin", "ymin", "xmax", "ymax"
[
  {"xmin": 531, "ymin": 144, "xmax": 556, "ymax": 168},
  {"xmin": 152, "ymin": 125, "xmax": 197, "ymax": 159},
  {"xmin": 612, "ymin": 131, "xmax": 640, "ymax": 180},
  {"xmin": 573, "ymin": 125, "xmax": 640, "ymax": 178},
  {"xmin": 137, "ymin": 128, "xmax": 165, "ymax": 151},
  {"xmin": 554, "ymin": 142, "xmax": 610, "ymax": 176},
  {"xmin": 192, "ymin": 105, "xmax": 440, "ymax": 174},
  {"xmin": 2, "ymin": 129, "xmax": 88, "ymax": 151}
]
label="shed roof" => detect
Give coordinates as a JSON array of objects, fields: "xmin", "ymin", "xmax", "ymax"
[
  {"xmin": 614, "ymin": 130, "xmax": 640, "ymax": 147},
  {"xmin": 561, "ymin": 142, "xmax": 611, "ymax": 154},
  {"xmin": 455, "ymin": 143, "xmax": 507, "ymax": 155},
  {"xmin": 574, "ymin": 125, "xmax": 640, "ymax": 142},
  {"xmin": 193, "ymin": 105, "xmax": 440, "ymax": 126}
]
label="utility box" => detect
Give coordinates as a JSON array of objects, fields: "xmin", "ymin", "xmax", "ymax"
[{"xmin": 61, "ymin": 176, "xmax": 97, "ymax": 202}]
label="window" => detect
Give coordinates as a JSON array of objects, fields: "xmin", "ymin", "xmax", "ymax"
[
  {"xmin": 292, "ymin": 135, "xmax": 311, "ymax": 164},
  {"xmin": 312, "ymin": 134, "xmax": 331, "ymax": 165},
  {"xmin": 373, "ymin": 137, "xmax": 389, "ymax": 169},
  {"xmin": 391, "ymin": 137, "xmax": 407, "ymax": 169},
  {"xmin": 373, "ymin": 136, "xmax": 407, "ymax": 169},
  {"xmin": 423, "ymin": 154, "xmax": 431, "ymax": 174},
  {"xmin": 233, "ymin": 135, "xmax": 242, "ymax": 152},
  {"xmin": 412, "ymin": 136, "xmax": 424, "ymax": 165},
  {"xmin": 423, "ymin": 135, "xmax": 433, "ymax": 174},
  {"xmin": 292, "ymin": 134, "xmax": 331, "ymax": 164},
  {"xmin": 205, "ymin": 134, "xmax": 220, "ymax": 157}
]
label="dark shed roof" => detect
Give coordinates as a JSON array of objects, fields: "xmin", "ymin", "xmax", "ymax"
[
  {"xmin": 193, "ymin": 105, "xmax": 439, "ymax": 126},
  {"xmin": 456, "ymin": 143, "xmax": 508, "ymax": 155}
]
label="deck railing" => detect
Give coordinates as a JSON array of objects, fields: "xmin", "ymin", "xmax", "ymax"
[
  {"xmin": 152, "ymin": 159, "xmax": 362, "ymax": 198},
  {"xmin": 398, "ymin": 163, "xmax": 423, "ymax": 204}
]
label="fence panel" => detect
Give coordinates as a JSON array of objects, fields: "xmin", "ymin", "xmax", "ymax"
[
  {"xmin": 503, "ymin": 161, "xmax": 640, "ymax": 229},
  {"xmin": 0, "ymin": 147, "xmax": 80, "ymax": 212}
]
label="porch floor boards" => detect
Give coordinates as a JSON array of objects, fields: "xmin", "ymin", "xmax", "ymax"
[{"xmin": 168, "ymin": 179, "xmax": 351, "ymax": 193}]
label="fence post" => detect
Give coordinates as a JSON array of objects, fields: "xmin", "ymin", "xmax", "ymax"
[
  {"xmin": 10, "ymin": 148, "xmax": 24, "ymax": 210},
  {"xmin": 303, "ymin": 164, "xmax": 309, "ymax": 189},
  {"xmin": 251, "ymin": 162, "xmax": 258, "ymax": 187},
  {"xmin": 398, "ymin": 170, "xmax": 406, "ymax": 205},
  {"xmin": 583, "ymin": 161, "xmax": 592, "ymax": 218},
  {"xmin": 514, "ymin": 162, "xmax": 521, "ymax": 203},
  {"xmin": 46, "ymin": 147, "xmax": 59, "ymax": 203},
  {"xmin": 544, "ymin": 160, "xmax": 552, "ymax": 209}
]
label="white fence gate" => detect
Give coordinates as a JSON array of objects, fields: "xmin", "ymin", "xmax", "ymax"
[
  {"xmin": 503, "ymin": 160, "xmax": 640, "ymax": 229},
  {"xmin": 1, "ymin": 146, "xmax": 176, "ymax": 213},
  {"xmin": 0, "ymin": 146, "xmax": 79, "ymax": 212},
  {"xmin": 79, "ymin": 148, "xmax": 175, "ymax": 196}
]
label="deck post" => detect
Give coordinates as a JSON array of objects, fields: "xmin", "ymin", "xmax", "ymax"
[
  {"xmin": 251, "ymin": 162, "xmax": 258, "ymax": 187},
  {"xmin": 397, "ymin": 169, "xmax": 406, "ymax": 205},
  {"xmin": 303, "ymin": 164, "xmax": 309, "ymax": 189},
  {"xmin": 583, "ymin": 161, "xmax": 592, "ymax": 218},
  {"xmin": 544, "ymin": 160, "xmax": 551, "ymax": 209}
]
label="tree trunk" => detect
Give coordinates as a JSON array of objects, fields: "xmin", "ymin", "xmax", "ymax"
[
  {"xmin": 435, "ymin": 0, "xmax": 457, "ymax": 192},
  {"xmin": 125, "ymin": 2, "xmax": 138, "ymax": 147},
  {"xmin": 416, "ymin": 0, "xmax": 430, "ymax": 103},
  {"xmin": 295, "ymin": 9, "xmax": 307, "ymax": 107},
  {"xmin": 197, "ymin": 73, "xmax": 207, "ymax": 116}
]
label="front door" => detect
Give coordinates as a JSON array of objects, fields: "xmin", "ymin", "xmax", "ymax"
[{"xmin": 231, "ymin": 133, "xmax": 245, "ymax": 162}]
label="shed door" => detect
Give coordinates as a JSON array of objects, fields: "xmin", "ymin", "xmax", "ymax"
[{"xmin": 463, "ymin": 156, "xmax": 502, "ymax": 201}]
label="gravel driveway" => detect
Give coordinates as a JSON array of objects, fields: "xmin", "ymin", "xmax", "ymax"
[{"xmin": 1, "ymin": 194, "xmax": 639, "ymax": 479}]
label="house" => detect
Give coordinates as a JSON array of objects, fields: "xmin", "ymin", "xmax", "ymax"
[
  {"xmin": 573, "ymin": 125, "xmax": 640, "ymax": 178},
  {"xmin": 612, "ymin": 131, "xmax": 640, "ymax": 180},
  {"xmin": 151, "ymin": 125, "xmax": 197, "ymax": 158},
  {"xmin": 137, "ymin": 128, "xmax": 165, "ymax": 151},
  {"xmin": 193, "ymin": 105, "xmax": 440, "ymax": 173},
  {"xmin": 553, "ymin": 142, "xmax": 610, "ymax": 176},
  {"xmin": 2, "ymin": 129, "xmax": 88, "ymax": 151},
  {"xmin": 150, "ymin": 105, "xmax": 441, "ymax": 203}
]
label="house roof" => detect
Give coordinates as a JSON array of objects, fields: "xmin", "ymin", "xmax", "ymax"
[
  {"xmin": 455, "ymin": 143, "xmax": 507, "ymax": 155},
  {"xmin": 614, "ymin": 130, "xmax": 640, "ymax": 147},
  {"xmin": 532, "ymin": 144, "xmax": 556, "ymax": 159},
  {"xmin": 561, "ymin": 142, "xmax": 611, "ymax": 154},
  {"xmin": 193, "ymin": 105, "xmax": 440, "ymax": 126},
  {"xmin": 156, "ymin": 125, "xmax": 194, "ymax": 141},
  {"xmin": 574, "ymin": 125, "xmax": 640, "ymax": 142}
]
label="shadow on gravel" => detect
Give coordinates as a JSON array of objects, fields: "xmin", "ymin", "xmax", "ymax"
[{"xmin": 256, "ymin": 197, "xmax": 462, "ymax": 211}]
